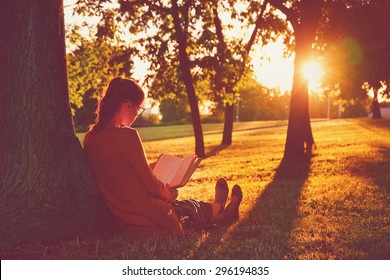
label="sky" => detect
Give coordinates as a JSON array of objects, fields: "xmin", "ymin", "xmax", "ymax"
[{"xmin": 252, "ymin": 39, "xmax": 294, "ymax": 93}]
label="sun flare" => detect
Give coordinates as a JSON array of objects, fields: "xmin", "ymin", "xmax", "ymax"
[{"xmin": 303, "ymin": 61, "xmax": 324, "ymax": 91}]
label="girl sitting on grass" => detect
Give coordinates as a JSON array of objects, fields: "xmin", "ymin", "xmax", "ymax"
[{"xmin": 83, "ymin": 77, "xmax": 242, "ymax": 235}]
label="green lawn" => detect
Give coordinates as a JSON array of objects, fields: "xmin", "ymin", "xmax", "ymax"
[
  {"xmin": 4, "ymin": 118, "xmax": 390, "ymax": 259},
  {"xmin": 76, "ymin": 120, "xmax": 289, "ymax": 144}
]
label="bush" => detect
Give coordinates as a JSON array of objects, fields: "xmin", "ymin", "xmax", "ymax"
[{"xmin": 132, "ymin": 114, "xmax": 161, "ymax": 127}]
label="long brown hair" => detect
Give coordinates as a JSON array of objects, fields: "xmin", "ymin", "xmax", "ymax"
[{"xmin": 89, "ymin": 77, "xmax": 145, "ymax": 132}]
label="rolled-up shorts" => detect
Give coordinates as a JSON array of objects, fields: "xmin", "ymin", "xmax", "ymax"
[{"xmin": 171, "ymin": 199, "xmax": 213, "ymax": 230}]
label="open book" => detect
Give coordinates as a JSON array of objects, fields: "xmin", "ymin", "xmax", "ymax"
[{"xmin": 152, "ymin": 154, "xmax": 202, "ymax": 188}]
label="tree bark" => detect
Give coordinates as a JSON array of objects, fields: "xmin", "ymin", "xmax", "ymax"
[
  {"xmin": 222, "ymin": 104, "xmax": 234, "ymax": 145},
  {"xmin": 284, "ymin": 41, "xmax": 314, "ymax": 157},
  {"xmin": 0, "ymin": 0, "xmax": 100, "ymax": 247},
  {"xmin": 171, "ymin": 0, "xmax": 205, "ymax": 157},
  {"xmin": 371, "ymin": 92, "xmax": 382, "ymax": 119}
]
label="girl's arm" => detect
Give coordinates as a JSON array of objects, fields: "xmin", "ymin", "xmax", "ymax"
[{"xmin": 124, "ymin": 129, "xmax": 176, "ymax": 202}]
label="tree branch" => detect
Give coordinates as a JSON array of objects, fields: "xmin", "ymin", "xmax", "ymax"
[
  {"xmin": 213, "ymin": 4, "xmax": 227, "ymax": 64},
  {"xmin": 268, "ymin": 0, "xmax": 299, "ymax": 29},
  {"xmin": 245, "ymin": 0, "xmax": 270, "ymax": 54},
  {"xmin": 182, "ymin": 0, "xmax": 193, "ymax": 38}
]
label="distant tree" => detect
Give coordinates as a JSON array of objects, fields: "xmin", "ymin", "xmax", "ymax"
[
  {"xmin": 72, "ymin": 89, "xmax": 97, "ymax": 132},
  {"xmin": 238, "ymin": 79, "xmax": 265, "ymax": 121},
  {"xmin": 0, "ymin": 0, "xmax": 99, "ymax": 247},
  {"xmin": 319, "ymin": 0, "xmax": 390, "ymax": 119},
  {"xmin": 159, "ymin": 98, "xmax": 190, "ymax": 123},
  {"xmin": 238, "ymin": 78, "xmax": 289, "ymax": 121}
]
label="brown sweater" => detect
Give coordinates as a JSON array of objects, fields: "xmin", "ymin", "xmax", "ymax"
[{"xmin": 83, "ymin": 126, "xmax": 182, "ymax": 235}]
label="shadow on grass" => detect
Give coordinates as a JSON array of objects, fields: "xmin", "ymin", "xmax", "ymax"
[
  {"xmin": 204, "ymin": 144, "xmax": 230, "ymax": 159},
  {"xmin": 333, "ymin": 145, "xmax": 390, "ymax": 259},
  {"xmin": 188, "ymin": 155, "xmax": 311, "ymax": 259},
  {"xmin": 348, "ymin": 145, "xmax": 390, "ymax": 193},
  {"xmin": 356, "ymin": 118, "xmax": 390, "ymax": 133}
]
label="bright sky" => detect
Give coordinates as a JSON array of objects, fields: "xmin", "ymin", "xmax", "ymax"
[{"xmin": 252, "ymin": 38, "xmax": 294, "ymax": 93}]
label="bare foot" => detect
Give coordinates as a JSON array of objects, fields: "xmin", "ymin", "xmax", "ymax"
[
  {"xmin": 211, "ymin": 184, "xmax": 242, "ymax": 223},
  {"xmin": 212, "ymin": 178, "xmax": 229, "ymax": 216},
  {"xmin": 224, "ymin": 185, "xmax": 243, "ymax": 221}
]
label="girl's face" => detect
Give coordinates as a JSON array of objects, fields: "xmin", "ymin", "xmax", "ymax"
[{"xmin": 119, "ymin": 100, "xmax": 144, "ymax": 127}]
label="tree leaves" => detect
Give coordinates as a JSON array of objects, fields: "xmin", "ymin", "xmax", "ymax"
[
  {"xmin": 320, "ymin": 0, "xmax": 390, "ymax": 101},
  {"xmin": 66, "ymin": 25, "xmax": 136, "ymax": 115}
]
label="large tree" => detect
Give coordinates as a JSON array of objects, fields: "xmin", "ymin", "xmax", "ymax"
[
  {"xmin": 183, "ymin": 0, "xmax": 284, "ymax": 145},
  {"xmin": 0, "ymin": 0, "xmax": 99, "ymax": 247},
  {"xmin": 269, "ymin": 0, "xmax": 323, "ymax": 157},
  {"xmin": 209, "ymin": 0, "xmax": 280, "ymax": 145},
  {"xmin": 171, "ymin": 0, "xmax": 205, "ymax": 156}
]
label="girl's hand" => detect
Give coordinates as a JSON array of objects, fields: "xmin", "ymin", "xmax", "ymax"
[
  {"xmin": 169, "ymin": 187, "xmax": 179, "ymax": 201},
  {"xmin": 163, "ymin": 183, "xmax": 178, "ymax": 201}
]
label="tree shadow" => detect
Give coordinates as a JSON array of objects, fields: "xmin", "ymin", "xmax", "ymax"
[
  {"xmin": 348, "ymin": 145, "xmax": 390, "ymax": 193},
  {"xmin": 188, "ymin": 155, "xmax": 311, "ymax": 259},
  {"xmin": 357, "ymin": 118, "xmax": 390, "ymax": 135},
  {"xmin": 342, "ymin": 145, "xmax": 390, "ymax": 259},
  {"xmin": 204, "ymin": 144, "xmax": 230, "ymax": 159}
]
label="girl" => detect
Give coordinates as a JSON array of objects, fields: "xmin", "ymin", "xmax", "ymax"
[{"xmin": 84, "ymin": 77, "xmax": 242, "ymax": 235}]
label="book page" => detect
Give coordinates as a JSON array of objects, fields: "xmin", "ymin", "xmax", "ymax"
[
  {"xmin": 170, "ymin": 155, "xmax": 196, "ymax": 187},
  {"xmin": 180, "ymin": 157, "xmax": 201, "ymax": 185},
  {"xmin": 152, "ymin": 154, "xmax": 181, "ymax": 185}
]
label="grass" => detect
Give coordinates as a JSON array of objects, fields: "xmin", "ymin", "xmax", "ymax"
[
  {"xmin": 3, "ymin": 118, "xmax": 390, "ymax": 259},
  {"xmin": 76, "ymin": 120, "xmax": 289, "ymax": 144}
]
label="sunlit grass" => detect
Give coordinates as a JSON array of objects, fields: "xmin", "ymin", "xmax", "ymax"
[{"xmin": 3, "ymin": 118, "xmax": 389, "ymax": 259}]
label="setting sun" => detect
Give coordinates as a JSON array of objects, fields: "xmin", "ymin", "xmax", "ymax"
[{"xmin": 303, "ymin": 61, "xmax": 324, "ymax": 91}]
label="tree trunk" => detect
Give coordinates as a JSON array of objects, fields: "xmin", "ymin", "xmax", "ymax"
[
  {"xmin": 171, "ymin": 0, "xmax": 205, "ymax": 157},
  {"xmin": 222, "ymin": 104, "xmax": 234, "ymax": 145},
  {"xmin": 0, "ymin": 0, "xmax": 100, "ymax": 247},
  {"xmin": 212, "ymin": 5, "xmax": 235, "ymax": 146},
  {"xmin": 284, "ymin": 45, "xmax": 314, "ymax": 157},
  {"xmin": 371, "ymin": 91, "xmax": 382, "ymax": 119}
]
